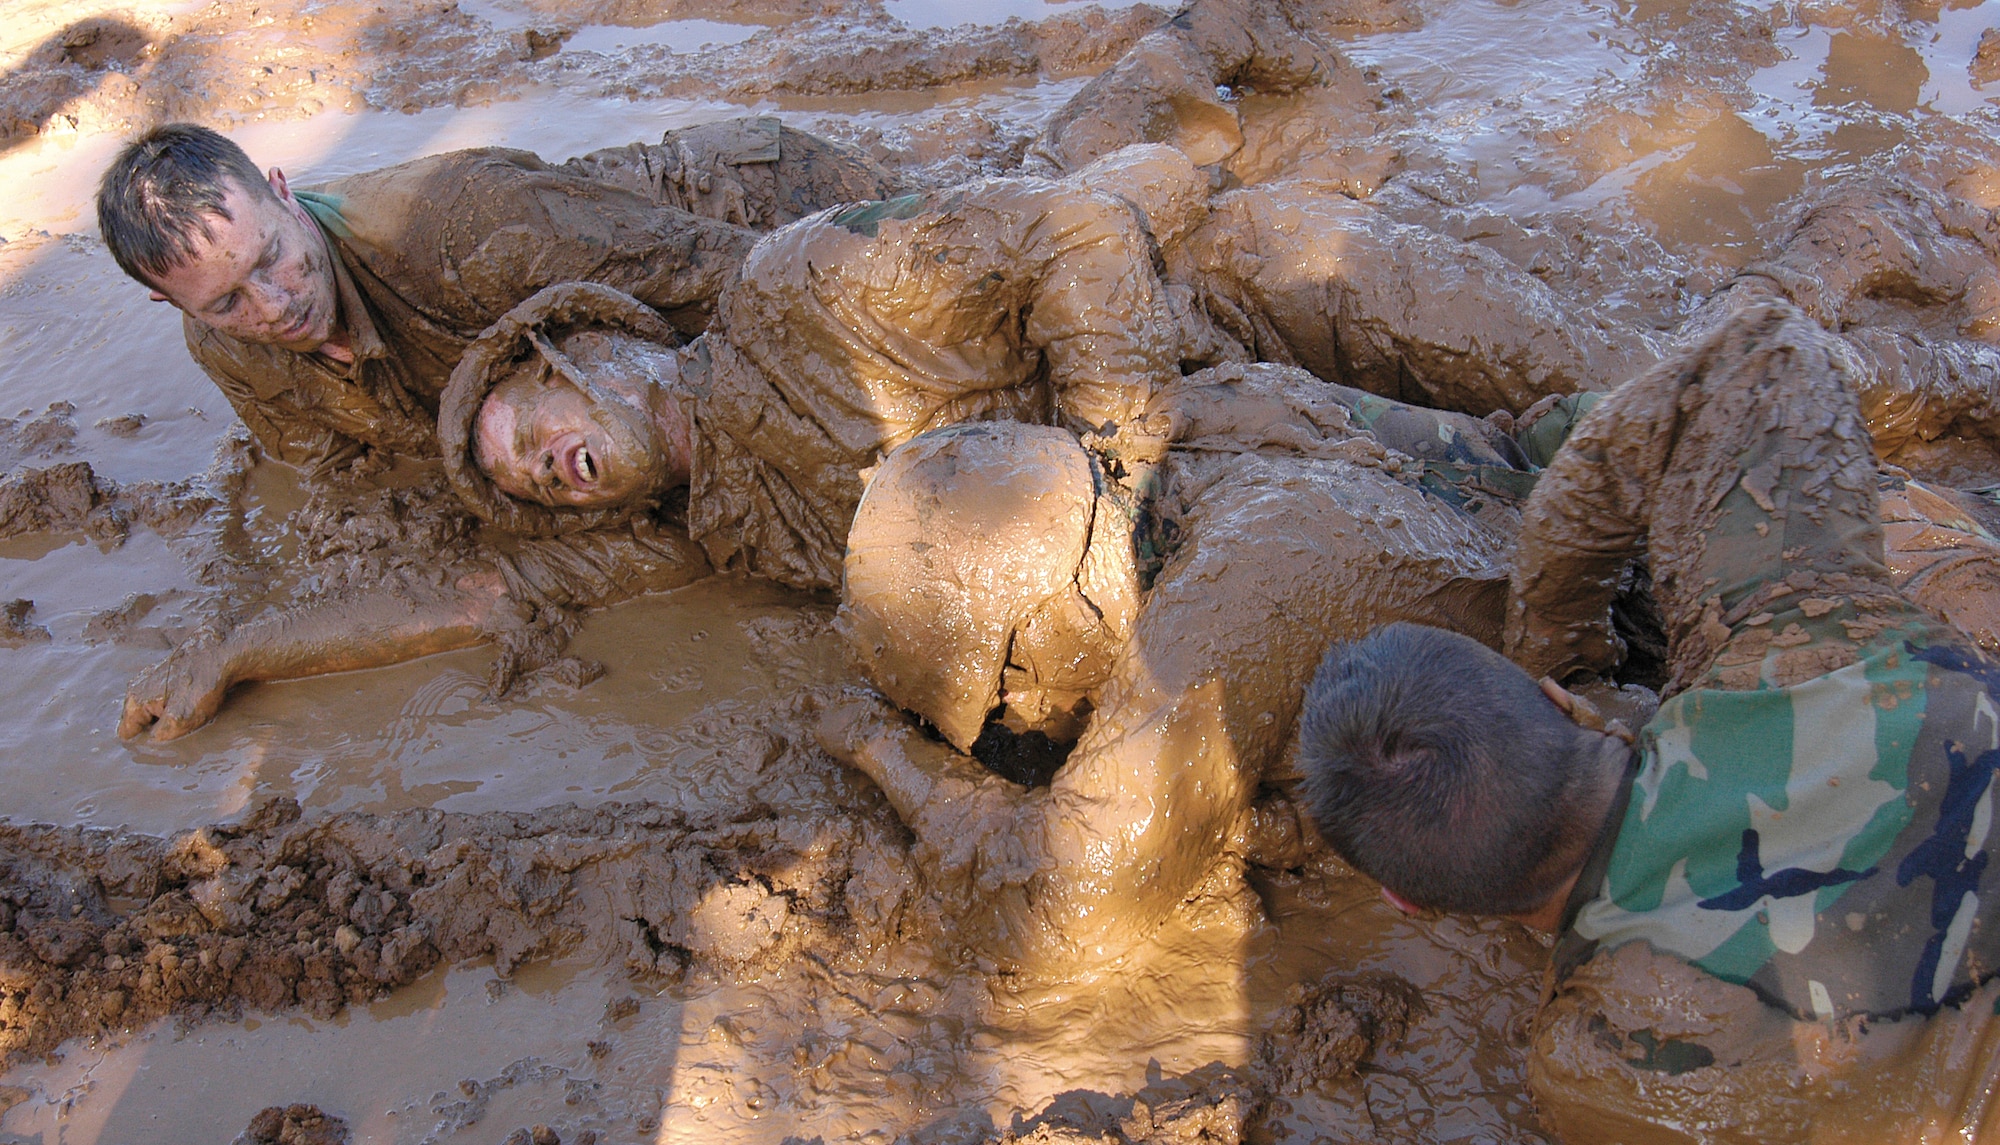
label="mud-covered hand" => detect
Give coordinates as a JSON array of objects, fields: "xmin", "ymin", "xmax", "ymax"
[
  {"xmin": 813, "ymin": 689, "xmax": 1041, "ymax": 895},
  {"xmin": 117, "ymin": 575, "xmax": 502, "ymax": 742},
  {"xmin": 813, "ymin": 689, "xmax": 969, "ymax": 823},
  {"xmin": 118, "ymin": 636, "xmax": 239, "ymax": 741}
]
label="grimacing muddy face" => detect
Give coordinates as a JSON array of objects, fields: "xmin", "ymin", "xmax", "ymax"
[
  {"xmin": 473, "ymin": 361, "xmax": 674, "ymax": 510},
  {"xmin": 146, "ymin": 172, "xmax": 341, "ymax": 353}
]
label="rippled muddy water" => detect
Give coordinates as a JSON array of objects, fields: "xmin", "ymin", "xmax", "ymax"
[{"xmin": 0, "ymin": 0, "xmax": 1994, "ymax": 1140}]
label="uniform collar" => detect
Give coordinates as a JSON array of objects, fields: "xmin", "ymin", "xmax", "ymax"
[
  {"xmin": 296, "ymin": 191, "xmax": 388, "ymax": 365},
  {"xmin": 1542, "ymin": 751, "xmax": 1641, "ymax": 1001}
]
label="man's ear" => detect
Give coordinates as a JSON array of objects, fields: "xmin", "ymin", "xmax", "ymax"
[
  {"xmin": 266, "ymin": 167, "xmax": 292, "ymax": 202},
  {"xmin": 1538, "ymin": 675, "xmax": 1578, "ymax": 716},
  {"xmin": 1540, "ymin": 676, "xmax": 1635, "ymax": 745},
  {"xmin": 148, "ymin": 290, "xmax": 171, "ymax": 303}
]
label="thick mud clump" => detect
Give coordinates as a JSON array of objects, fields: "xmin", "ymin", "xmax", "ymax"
[
  {"xmin": 0, "ymin": 412, "xmax": 250, "ymax": 544},
  {"xmin": 234, "ymin": 1104, "xmax": 351, "ymax": 1145},
  {"xmin": 1255, "ymin": 971, "xmax": 1424, "ymax": 1094},
  {"xmin": 0, "ymin": 795, "xmax": 911, "ymax": 1068}
]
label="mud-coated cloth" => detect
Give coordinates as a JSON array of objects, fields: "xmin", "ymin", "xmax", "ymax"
[
  {"xmin": 188, "ymin": 148, "xmax": 757, "ymax": 472},
  {"xmin": 1513, "ymin": 303, "xmax": 2000, "ymax": 1023},
  {"xmin": 678, "ymin": 179, "xmax": 1185, "ymax": 592},
  {"xmin": 1698, "ymin": 173, "xmax": 2000, "ymax": 454},
  {"xmin": 487, "ymin": 511, "xmax": 711, "ymax": 615},
  {"xmin": 560, "ymin": 116, "xmax": 904, "ymax": 231},
  {"xmin": 1168, "ymin": 184, "xmax": 1656, "ymax": 418}
]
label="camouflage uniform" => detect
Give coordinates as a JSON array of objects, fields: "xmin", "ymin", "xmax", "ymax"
[{"xmin": 1511, "ymin": 303, "xmax": 2000, "ymax": 1022}]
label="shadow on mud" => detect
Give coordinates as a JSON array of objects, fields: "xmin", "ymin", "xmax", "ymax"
[{"xmin": 0, "ymin": 18, "xmax": 155, "ymax": 157}]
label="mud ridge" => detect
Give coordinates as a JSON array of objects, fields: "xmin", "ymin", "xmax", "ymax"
[{"xmin": 0, "ymin": 794, "xmax": 916, "ymax": 1070}]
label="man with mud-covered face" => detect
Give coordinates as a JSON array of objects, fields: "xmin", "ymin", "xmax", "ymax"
[
  {"xmin": 1299, "ymin": 303, "xmax": 2000, "ymax": 1140},
  {"xmin": 96, "ymin": 120, "xmax": 899, "ymax": 473},
  {"xmin": 436, "ymin": 144, "xmax": 1207, "ymax": 590},
  {"xmin": 136, "ymin": 165, "xmax": 344, "ymax": 358},
  {"xmin": 471, "ymin": 342, "xmax": 692, "ymax": 511}
]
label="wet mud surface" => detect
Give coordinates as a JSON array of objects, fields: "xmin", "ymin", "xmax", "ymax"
[{"xmin": 3, "ymin": 0, "xmax": 2000, "ymax": 1140}]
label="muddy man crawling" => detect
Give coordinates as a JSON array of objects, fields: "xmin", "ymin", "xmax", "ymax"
[
  {"xmin": 812, "ymin": 366, "xmax": 1522, "ymax": 971},
  {"xmin": 1300, "ymin": 303, "xmax": 2000, "ymax": 1141}
]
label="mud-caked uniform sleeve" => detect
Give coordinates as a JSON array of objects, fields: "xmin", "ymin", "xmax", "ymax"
[
  {"xmin": 1506, "ymin": 303, "xmax": 1892, "ymax": 689},
  {"xmin": 1172, "ymin": 186, "xmax": 1656, "ymax": 419},
  {"xmin": 559, "ymin": 116, "xmax": 906, "ymax": 231},
  {"xmin": 1528, "ymin": 940, "xmax": 2000, "ymax": 1144},
  {"xmin": 487, "ymin": 517, "xmax": 712, "ymax": 615},
  {"xmin": 1004, "ymin": 182, "xmax": 1183, "ymax": 462},
  {"xmin": 414, "ymin": 150, "xmax": 758, "ymax": 340},
  {"xmin": 682, "ymin": 178, "xmax": 1184, "ymax": 592},
  {"xmin": 186, "ymin": 320, "xmax": 370, "ymax": 473}
]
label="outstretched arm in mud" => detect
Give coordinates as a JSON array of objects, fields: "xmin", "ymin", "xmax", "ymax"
[
  {"xmin": 120, "ymin": 522, "xmax": 714, "ymax": 740},
  {"xmin": 118, "ymin": 564, "xmax": 511, "ymax": 741}
]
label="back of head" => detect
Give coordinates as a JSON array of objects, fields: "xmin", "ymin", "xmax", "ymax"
[
  {"xmin": 1297, "ymin": 622, "xmax": 1591, "ymax": 916},
  {"xmin": 97, "ymin": 123, "xmax": 271, "ymax": 287},
  {"xmin": 839, "ymin": 421, "xmax": 1103, "ymax": 752}
]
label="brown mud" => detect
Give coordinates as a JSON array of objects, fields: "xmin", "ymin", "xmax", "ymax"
[{"xmin": 2, "ymin": 0, "xmax": 2000, "ymax": 1141}]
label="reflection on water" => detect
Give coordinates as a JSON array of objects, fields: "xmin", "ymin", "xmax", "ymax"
[{"xmin": 0, "ymin": 957, "xmax": 686, "ymax": 1145}]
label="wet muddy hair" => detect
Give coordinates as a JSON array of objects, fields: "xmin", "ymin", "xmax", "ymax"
[
  {"xmin": 97, "ymin": 123, "xmax": 274, "ymax": 287},
  {"xmin": 1296, "ymin": 622, "xmax": 1598, "ymax": 916}
]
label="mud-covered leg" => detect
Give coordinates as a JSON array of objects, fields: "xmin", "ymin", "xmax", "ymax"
[
  {"xmin": 1695, "ymin": 177, "xmax": 2000, "ymax": 455},
  {"xmin": 1025, "ymin": 0, "xmax": 1337, "ymax": 174},
  {"xmin": 1173, "ymin": 188, "xmax": 1658, "ymax": 417},
  {"xmin": 1507, "ymin": 303, "xmax": 1889, "ymax": 687}
]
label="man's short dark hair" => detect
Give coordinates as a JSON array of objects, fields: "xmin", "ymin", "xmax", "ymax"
[
  {"xmin": 1296, "ymin": 622, "xmax": 1598, "ymax": 916},
  {"xmin": 96, "ymin": 123, "xmax": 273, "ymax": 287}
]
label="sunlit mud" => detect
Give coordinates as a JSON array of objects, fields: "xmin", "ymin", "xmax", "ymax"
[{"xmin": 1, "ymin": 0, "xmax": 1998, "ymax": 1141}]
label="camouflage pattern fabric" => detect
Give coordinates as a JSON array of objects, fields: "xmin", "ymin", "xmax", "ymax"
[
  {"xmin": 1564, "ymin": 445, "xmax": 2000, "ymax": 1020},
  {"xmin": 1334, "ymin": 389, "xmax": 1539, "ymax": 512}
]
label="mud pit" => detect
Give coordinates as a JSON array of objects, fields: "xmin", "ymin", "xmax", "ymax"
[{"xmin": 2, "ymin": 0, "xmax": 1999, "ymax": 1141}]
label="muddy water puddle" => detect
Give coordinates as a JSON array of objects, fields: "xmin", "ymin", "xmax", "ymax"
[{"xmin": 0, "ymin": 0, "xmax": 1996, "ymax": 1140}]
